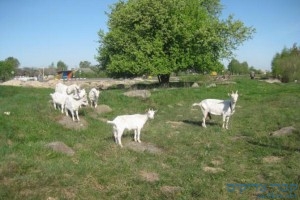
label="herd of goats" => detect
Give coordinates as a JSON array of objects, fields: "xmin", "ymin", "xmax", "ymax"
[{"xmin": 50, "ymin": 82, "xmax": 239, "ymax": 147}]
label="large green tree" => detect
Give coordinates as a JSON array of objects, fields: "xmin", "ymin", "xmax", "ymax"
[{"xmin": 97, "ymin": 0, "xmax": 255, "ymax": 83}]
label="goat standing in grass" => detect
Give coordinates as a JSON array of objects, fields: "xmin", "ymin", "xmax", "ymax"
[
  {"xmin": 107, "ymin": 109, "xmax": 156, "ymax": 147},
  {"xmin": 65, "ymin": 95, "xmax": 89, "ymax": 121},
  {"xmin": 193, "ymin": 91, "xmax": 239, "ymax": 129},
  {"xmin": 50, "ymin": 89, "xmax": 87, "ymax": 113},
  {"xmin": 77, "ymin": 88, "xmax": 88, "ymax": 107},
  {"xmin": 55, "ymin": 83, "xmax": 80, "ymax": 98},
  {"xmin": 50, "ymin": 92, "xmax": 69, "ymax": 113},
  {"xmin": 88, "ymin": 88, "xmax": 100, "ymax": 108}
]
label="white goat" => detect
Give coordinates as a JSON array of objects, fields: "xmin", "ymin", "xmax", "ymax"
[
  {"xmin": 192, "ymin": 91, "xmax": 239, "ymax": 129},
  {"xmin": 88, "ymin": 88, "xmax": 100, "ymax": 108},
  {"xmin": 50, "ymin": 92, "xmax": 69, "ymax": 113},
  {"xmin": 55, "ymin": 83, "xmax": 80, "ymax": 97},
  {"xmin": 64, "ymin": 95, "xmax": 89, "ymax": 121},
  {"xmin": 77, "ymin": 88, "xmax": 88, "ymax": 106},
  {"xmin": 107, "ymin": 109, "xmax": 156, "ymax": 147}
]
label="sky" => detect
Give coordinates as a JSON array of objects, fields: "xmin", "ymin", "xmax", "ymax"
[{"xmin": 0, "ymin": 0, "xmax": 299, "ymax": 71}]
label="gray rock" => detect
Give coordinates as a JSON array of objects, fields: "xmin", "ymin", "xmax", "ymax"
[
  {"xmin": 191, "ymin": 82, "xmax": 199, "ymax": 88},
  {"xmin": 269, "ymin": 126, "xmax": 296, "ymax": 137},
  {"xmin": 46, "ymin": 141, "xmax": 75, "ymax": 156}
]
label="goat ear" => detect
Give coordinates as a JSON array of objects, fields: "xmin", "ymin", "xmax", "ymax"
[{"xmin": 236, "ymin": 90, "xmax": 238, "ymax": 94}]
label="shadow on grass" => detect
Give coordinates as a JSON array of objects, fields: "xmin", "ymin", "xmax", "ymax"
[
  {"xmin": 133, "ymin": 81, "xmax": 195, "ymax": 89},
  {"xmin": 107, "ymin": 81, "xmax": 195, "ymax": 90},
  {"xmin": 104, "ymin": 132, "xmax": 135, "ymax": 142},
  {"xmin": 246, "ymin": 139, "xmax": 300, "ymax": 152},
  {"xmin": 182, "ymin": 120, "xmax": 219, "ymax": 127}
]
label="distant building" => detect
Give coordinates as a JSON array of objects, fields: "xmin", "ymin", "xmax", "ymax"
[{"xmin": 56, "ymin": 70, "xmax": 73, "ymax": 80}]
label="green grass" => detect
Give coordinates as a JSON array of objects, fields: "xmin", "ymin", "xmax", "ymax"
[{"xmin": 0, "ymin": 77, "xmax": 299, "ymax": 199}]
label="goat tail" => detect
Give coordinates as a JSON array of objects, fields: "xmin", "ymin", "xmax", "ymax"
[
  {"xmin": 107, "ymin": 120, "xmax": 115, "ymax": 125},
  {"xmin": 192, "ymin": 103, "xmax": 201, "ymax": 107}
]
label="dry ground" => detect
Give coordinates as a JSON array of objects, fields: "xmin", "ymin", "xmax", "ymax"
[{"xmin": 0, "ymin": 78, "xmax": 152, "ymax": 89}]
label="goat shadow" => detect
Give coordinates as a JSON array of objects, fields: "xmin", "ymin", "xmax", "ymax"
[
  {"xmin": 104, "ymin": 131, "xmax": 136, "ymax": 142},
  {"xmin": 247, "ymin": 139, "xmax": 300, "ymax": 152},
  {"xmin": 182, "ymin": 120, "xmax": 219, "ymax": 127}
]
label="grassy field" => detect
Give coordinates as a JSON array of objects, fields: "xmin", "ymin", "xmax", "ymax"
[{"xmin": 0, "ymin": 77, "xmax": 299, "ymax": 199}]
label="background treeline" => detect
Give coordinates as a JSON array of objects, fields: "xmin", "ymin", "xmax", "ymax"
[
  {"xmin": 2, "ymin": 43, "xmax": 299, "ymax": 82},
  {"xmin": 0, "ymin": 59, "xmax": 104, "ymax": 82},
  {"xmin": 227, "ymin": 59, "xmax": 262, "ymax": 75},
  {"xmin": 271, "ymin": 43, "xmax": 300, "ymax": 82}
]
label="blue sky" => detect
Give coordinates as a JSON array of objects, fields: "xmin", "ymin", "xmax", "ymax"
[
  {"xmin": 221, "ymin": 0, "xmax": 300, "ymax": 70},
  {"xmin": 0, "ymin": 0, "xmax": 299, "ymax": 71}
]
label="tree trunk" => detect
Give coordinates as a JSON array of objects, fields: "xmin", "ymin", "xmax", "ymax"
[{"xmin": 157, "ymin": 74, "xmax": 170, "ymax": 86}]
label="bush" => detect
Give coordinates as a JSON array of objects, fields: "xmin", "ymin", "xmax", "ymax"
[{"xmin": 272, "ymin": 44, "xmax": 300, "ymax": 82}]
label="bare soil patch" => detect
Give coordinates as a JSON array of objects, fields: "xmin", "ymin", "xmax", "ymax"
[
  {"xmin": 211, "ymin": 157, "xmax": 224, "ymax": 166},
  {"xmin": 124, "ymin": 141, "xmax": 163, "ymax": 154},
  {"xmin": 1, "ymin": 78, "xmax": 155, "ymax": 90},
  {"xmin": 262, "ymin": 156, "xmax": 283, "ymax": 163},
  {"xmin": 57, "ymin": 116, "xmax": 88, "ymax": 130},
  {"xmin": 166, "ymin": 121, "xmax": 184, "ymax": 128},
  {"xmin": 124, "ymin": 90, "xmax": 151, "ymax": 99},
  {"xmin": 45, "ymin": 141, "xmax": 75, "ymax": 156},
  {"xmin": 89, "ymin": 104, "xmax": 112, "ymax": 119},
  {"xmin": 203, "ymin": 166, "xmax": 225, "ymax": 173},
  {"xmin": 95, "ymin": 104, "xmax": 112, "ymax": 113},
  {"xmin": 269, "ymin": 126, "xmax": 296, "ymax": 137},
  {"xmin": 139, "ymin": 171, "xmax": 159, "ymax": 182},
  {"xmin": 263, "ymin": 79, "xmax": 282, "ymax": 83},
  {"xmin": 160, "ymin": 186, "xmax": 182, "ymax": 194}
]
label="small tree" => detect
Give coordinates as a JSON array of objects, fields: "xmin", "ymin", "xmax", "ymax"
[
  {"xmin": 227, "ymin": 59, "xmax": 249, "ymax": 75},
  {"xmin": 0, "ymin": 61, "xmax": 13, "ymax": 81},
  {"xmin": 227, "ymin": 59, "xmax": 240, "ymax": 75},
  {"xmin": 0, "ymin": 57, "xmax": 20, "ymax": 81},
  {"xmin": 57, "ymin": 60, "xmax": 68, "ymax": 71},
  {"xmin": 79, "ymin": 61, "xmax": 91, "ymax": 68},
  {"xmin": 5, "ymin": 57, "xmax": 20, "ymax": 70}
]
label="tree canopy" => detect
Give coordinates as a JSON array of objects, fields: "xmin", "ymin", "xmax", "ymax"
[
  {"xmin": 97, "ymin": 0, "xmax": 255, "ymax": 83},
  {"xmin": 79, "ymin": 61, "xmax": 91, "ymax": 68},
  {"xmin": 0, "ymin": 57, "xmax": 20, "ymax": 82},
  {"xmin": 272, "ymin": 43, "xmax": 300, "ymax": 82},
  {"xmin": 57, "ymin": 60, "xmax": 68, "ymax": 71},
  {"xmin": 227, "ymin": 58, "xmax": 249, "ymax": 75}
]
